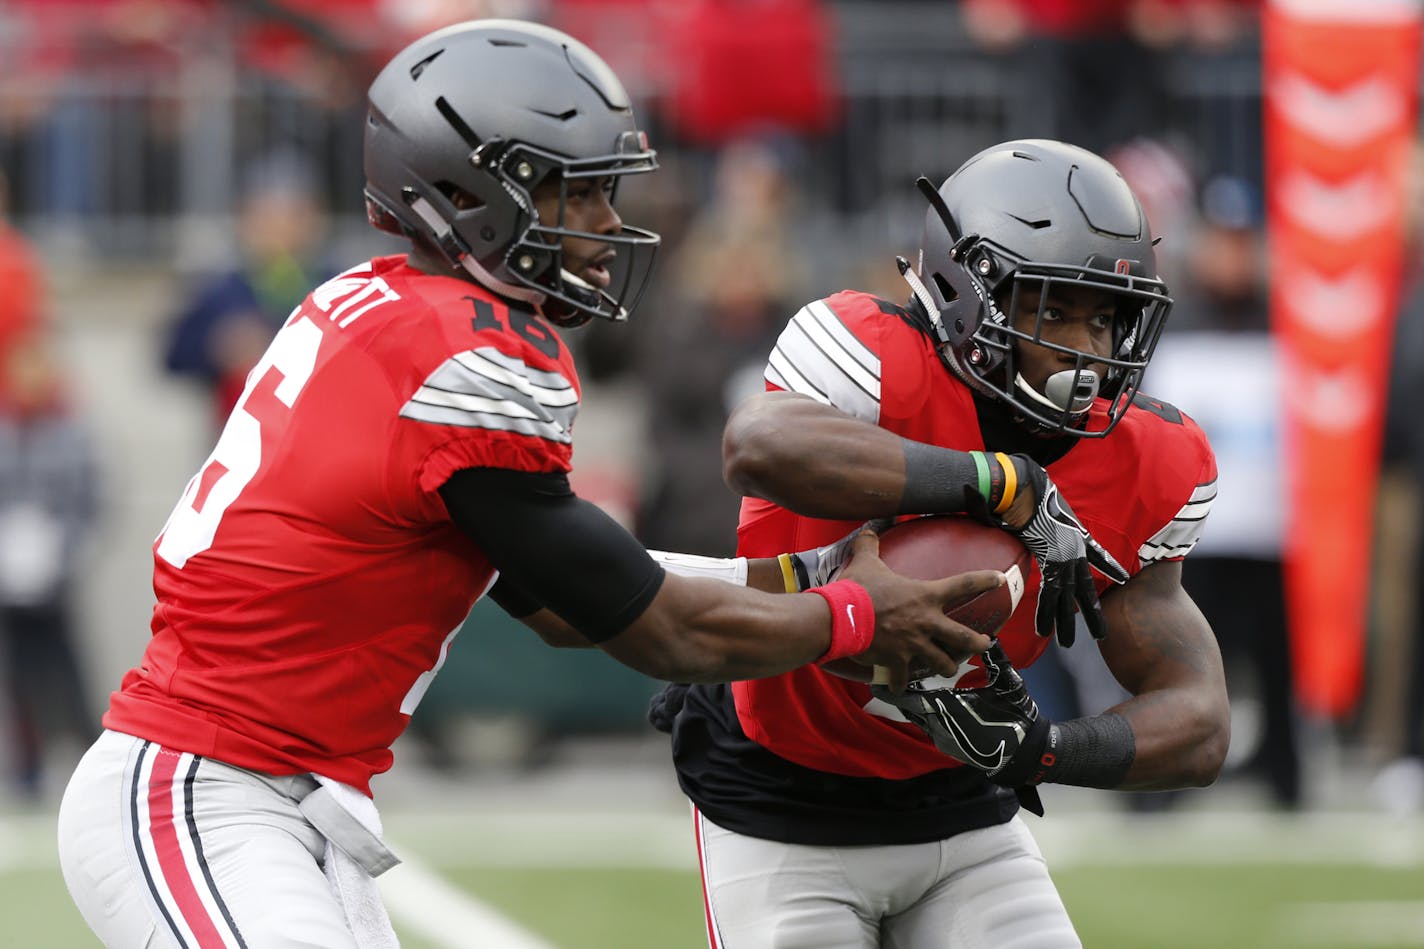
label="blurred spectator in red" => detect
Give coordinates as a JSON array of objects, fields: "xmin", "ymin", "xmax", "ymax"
[
  {"xmin": 554, "ymin": 0, "xmax": 838, "ymax": 146},
  {"xmin": 660, "ymin": 0, "xmax": 838, "ymax": 146},
  {"xmin": 0, "ymin": 171, "xmax": 44, "ymax": 409},
  {"xmin": 0, "ymin": 331, "xmax": 100, "ymax": 800},
  {"xmin": 161, "ymin": 150, "xmax": 332, "ymax": 431},
  {"xmin": 235, "ymin": 0, "xmax": 389, "ymax": 106}
]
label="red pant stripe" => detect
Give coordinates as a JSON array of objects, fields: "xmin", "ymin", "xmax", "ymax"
[{"xmin": 144, "ymin": 748, "xmax": 232, "ymax": 948}]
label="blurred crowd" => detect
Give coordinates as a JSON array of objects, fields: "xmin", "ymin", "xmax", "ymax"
[{"xmin": 0, "ymin": 0, "xmax": 1421, "ymax": 814}]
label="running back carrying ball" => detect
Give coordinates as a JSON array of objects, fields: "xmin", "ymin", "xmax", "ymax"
[{"xmin": 823, "ymin": 515, "xmax": 1029, "ymax": 683}]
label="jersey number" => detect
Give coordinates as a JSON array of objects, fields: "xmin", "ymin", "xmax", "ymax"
[
  {"xmin": 466, "ymin": 296, "xmax": 561, "ymax": 360},
  {"xmin": 156, "ymin": 317, "xmax": 324, "ymax": 568},
  {"xmin": 1131, "ymin": 392, "xmax": 1184, "ymax": 425}
]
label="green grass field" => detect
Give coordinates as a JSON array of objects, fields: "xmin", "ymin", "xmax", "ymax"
[
  {"xmin": 398, "ymin": 864, "xmax": 1424, "ymax": 949},
  {"xmin": 14, "ymin": 807, "xmax": 1424, "ymax": 948}
]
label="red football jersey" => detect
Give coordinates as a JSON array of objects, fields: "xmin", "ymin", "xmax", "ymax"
[
  {"xmin": 733, "ymin": 290, "xmax": 1217, "ymax": 780},
  {"xmin": 105, "ymin": 256, "xmax": 580, "ymax": 793}
]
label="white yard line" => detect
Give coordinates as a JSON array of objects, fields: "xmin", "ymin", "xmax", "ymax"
[{"xmin": 378, "ymin": 851, "xmax": 557, "ymax": 949}]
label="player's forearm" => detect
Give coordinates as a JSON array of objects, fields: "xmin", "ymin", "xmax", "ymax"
[
  {"xmin": 1095, "ymin": 563, "xmax": 1231, "ymax": 790},
  {"xmin": 1103, "ymin": 686, "xmax": 1231, "ymax": 790},
  {"xmin": 745, "ymin": 557, "xmax": 793, "ymax": 594},
  {"xmin": 598, "ymin": 574, "xmax": 836, "ymax": 682},
  {"xmin": 723, "ymin": 392, "xmax": 989, "ymax": 520},
  {"xmin": 723, "ymin": 392, "xmax": 907, "ymax": 518},
  {"xmin": 519, "ymin": 609, "xmax": 595, "ymax": 649}
]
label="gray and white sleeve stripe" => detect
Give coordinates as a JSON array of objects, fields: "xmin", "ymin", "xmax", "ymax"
[
  {"xmin": 400, "ymin": 346, "xmax": 578, "ymax": 444},
  {"xmin": 1138, "ymin": 480, "xmax": 1218, "ymax": 564},
  {"xmin": 764, "ymin": 300, "xmax": 882, "ymax": 422}
]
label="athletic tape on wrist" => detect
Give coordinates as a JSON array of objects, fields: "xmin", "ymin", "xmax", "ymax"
[
  {"xmin": 647, "ymin": 550, "xmax": 749, "ymax": 587},
  {"xmin": 899, "ymin": 440, "xmax": 981, "ymax": 514},
  {"xmin": 808, "ymin": 580, "xmax": 875, "ymax": 662},
  {"xmin": 1026, "ymin": 713, "xmax": 1136, "ymax": 789}
]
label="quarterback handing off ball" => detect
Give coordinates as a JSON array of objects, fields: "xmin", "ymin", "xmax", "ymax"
[{"xmin": 824, "ymin": 515, "xmax": 1030, "ymax": 683}]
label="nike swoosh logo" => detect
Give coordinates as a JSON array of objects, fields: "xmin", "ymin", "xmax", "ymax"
[{"xmin": 846, "ymin": 604, "xmax": 857, "ymax": 630}]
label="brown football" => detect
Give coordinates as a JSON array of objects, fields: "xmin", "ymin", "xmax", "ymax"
[{"xmin": 822, "ymin": 514, "xmax": 1031, "ymax": 682}]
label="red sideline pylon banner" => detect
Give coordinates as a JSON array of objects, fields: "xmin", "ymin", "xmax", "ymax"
[{"xmin": 1263, "ymin": 0, "xmax": 1421, "ymax": 717}]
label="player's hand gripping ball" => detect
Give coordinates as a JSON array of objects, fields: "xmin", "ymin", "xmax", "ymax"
[{"xmin": 822, "ymin": 515, "xmax": 1029, "ymax": 683}]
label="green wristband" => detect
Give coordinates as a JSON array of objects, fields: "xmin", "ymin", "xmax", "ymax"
[{"xmin": 969, "ymin": 450, "xmax": 993, "ymax": 501}]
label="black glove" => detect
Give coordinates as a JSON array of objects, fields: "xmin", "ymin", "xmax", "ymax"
[
  {"xmin": 965, "ymin": 455, "xmax": 1129, "ymax": 647},
  {"xmin": 871, "ymin": 643, "xmax": 1048, "ymax": 779},
  {"xmin": 784, "ymin": 518, "xmax": 895, "ymax": 591}
]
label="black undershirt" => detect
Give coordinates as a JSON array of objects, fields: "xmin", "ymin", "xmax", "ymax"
[
  {"xmin": 439, "ymin": 468, "xmax": 664, "ymax": 643},
  {"xmin": 666, "ymin": 683, "xmax": 1019, "ymax": 846}
]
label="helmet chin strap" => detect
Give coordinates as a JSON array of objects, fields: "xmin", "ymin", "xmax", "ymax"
[
  {"xmin": 1015, "ymin": 369, "xmax": 1099, "ymax": 415},
  {"xmin": 458, "ymin": 255, "xmax": 546, "ymax": 307},
  {"xmin": 896, "ymin": 257, "xmax": 950, "ymax": 343}
]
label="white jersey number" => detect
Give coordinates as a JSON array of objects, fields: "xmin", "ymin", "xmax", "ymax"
[{"xmin": 156, "ymin": 316, "xmax": 324, "ymax": 568}]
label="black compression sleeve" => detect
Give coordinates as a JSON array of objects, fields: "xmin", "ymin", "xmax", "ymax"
[
  {"xmin": 439, "ymin": 468, "xmax": 665, "ymax": 643},
  {"xmin": 1028, "ymin": 713, "xmax": 1136, "ymax": 789},
  {"xmin": 487, "ymin": 575, "xmax": 541, "ymax": 619},
  {"xmin": 899, "ymin": 440, "xmax": 980, "ymax": 514}
]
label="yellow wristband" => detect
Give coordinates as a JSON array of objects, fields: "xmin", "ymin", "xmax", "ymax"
[
  {"xmin": 777, "ymin": 553, "xmax": 800, "ymax": 593},
  {"xmin": 993, "ymin": 452, "xmax": 1017, "ymax": 515}
]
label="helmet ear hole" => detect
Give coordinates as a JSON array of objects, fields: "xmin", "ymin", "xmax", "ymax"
[
  {"xmin": 930, "ymin": 271, "xmax": 960, "ymax": 304},
  {"xmin": 364, "ymin": 191, "xmax": 403, "ymax": 236},
  {"xmin": 433, "ymin": 180, "xmax": 484, "ymax": 212}
]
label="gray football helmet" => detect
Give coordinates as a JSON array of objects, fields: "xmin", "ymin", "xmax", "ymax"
[
  {"xmin": 364, "ymin": 19, "xmax": 660, "ymax": 326},
  {"xmin": 900, "ymin": 139, "xmax": 1172, "ymax": 436}
]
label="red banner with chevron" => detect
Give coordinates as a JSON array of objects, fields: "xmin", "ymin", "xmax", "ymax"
[{"xmin": 1263, "ymin": 0, "xmax": 1422, "ymax": 717}]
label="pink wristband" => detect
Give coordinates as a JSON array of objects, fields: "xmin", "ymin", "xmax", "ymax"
[{"xmin": 808, "ymin": 580, "xmax": 875, "ymax": 662}]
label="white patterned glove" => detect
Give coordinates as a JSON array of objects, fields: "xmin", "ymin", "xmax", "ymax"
[{"xmin": 965, "ymin": 456, "xmax": 1128, "ymax": 647}]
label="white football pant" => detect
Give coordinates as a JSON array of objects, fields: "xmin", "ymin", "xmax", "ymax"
[
  {"xmin": 58, "ymin": 729, "xmax": 362, "ymax": 947},
  {"xmin": 693, "ymin": 807, "xmax": 1081, "ymax": 949}
]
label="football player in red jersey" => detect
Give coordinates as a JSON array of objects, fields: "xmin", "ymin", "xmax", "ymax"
[
  {"xmin": 55, "ymin": 20, "xmax": 1005, "ymax": 948},
  {"xmin": 653, "ymin": 140, "xmax": 1230, "ymax": 948}
]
